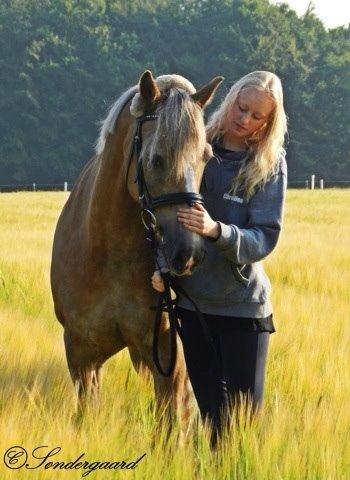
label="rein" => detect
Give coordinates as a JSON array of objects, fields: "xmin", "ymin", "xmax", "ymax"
[{"xmin": 126, "ymin": 112, "xmax": 219, "ymax": 377}]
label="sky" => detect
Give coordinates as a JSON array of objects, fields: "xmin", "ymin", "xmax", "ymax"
[{"xmin": 269, "ymin": 0, "xmax": 350, "ymax": 28}]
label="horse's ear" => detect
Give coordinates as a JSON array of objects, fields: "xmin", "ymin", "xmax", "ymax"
[
  {"xmin": 191, "ymin": 76, "xmax": 224, "ymax": 109},
  {"xmin": 139, "ymin": 70, "xmax": 161, "ymax": 107}
]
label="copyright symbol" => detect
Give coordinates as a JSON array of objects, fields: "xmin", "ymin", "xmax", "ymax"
[{"xmin": 3, "ymin": 446, "xmax": 28, "ymax": 469}]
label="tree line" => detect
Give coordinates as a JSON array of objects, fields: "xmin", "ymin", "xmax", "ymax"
[{"xmin": 0, "ymin": 0, "xmax": 349, "ymax": 184}]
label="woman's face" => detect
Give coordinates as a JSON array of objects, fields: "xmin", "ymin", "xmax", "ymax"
[{"xmin": 226, "ymin": 87, "xmax": 275, "ymax": 139}]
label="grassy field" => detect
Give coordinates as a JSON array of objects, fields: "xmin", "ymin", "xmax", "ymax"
[{"xmin": 0, "ymin": 190, "xmax": 349, "ymax": 479}]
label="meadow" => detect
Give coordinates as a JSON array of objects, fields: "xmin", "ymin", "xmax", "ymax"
[{"xmin": 0, "ymin": 190, "xmax": 349, "ymax": 479}]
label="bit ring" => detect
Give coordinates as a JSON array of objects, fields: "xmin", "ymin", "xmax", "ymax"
[{"xmin": 141, "ymin": 209, "xmax": 157, "ymax": 230}]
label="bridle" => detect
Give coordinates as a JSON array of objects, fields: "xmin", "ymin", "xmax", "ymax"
[
  {"xmin": 126, "ymin": 113, "xmax": 205, "ymax": 232},
  {"xmin": 126, "ymin": 111, "xmax": 219, "ymax": 377}
]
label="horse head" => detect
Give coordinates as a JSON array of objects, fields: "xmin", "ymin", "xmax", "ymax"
[{"xmin": 126, "ymin": 71, "xmax": 223, "ymax": 276}]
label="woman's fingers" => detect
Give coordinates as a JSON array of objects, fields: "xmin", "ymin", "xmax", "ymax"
[
  {"xmin": 177, "ymin": 204, "xmax": 207, "ymax": 222},
  {"xmin": 177, "ymin": 211, "xmax": 204, "ymax": 222},
  {"xmin": 177, "ymin": 203, "xmax": 214, "ymax": 237},
  {"xmin": 151, "ymin": 270, "xmax": 165, "ymax": 292},
  {"xmin": 193, "ymin": 202, "xmax": 206, "ymax": 211},
  {"xmin": 177, "ymin": 210, "xmax": 202, "ymax": 220},
  {"xmin": 177, "ymin": 207, "xmax": 205, "ymax": 230},
  {"xmin": 177, "ymin": 207, "xmax": 197, "ymax": 215},
  {"xmin": 180, "ymin": 218, "xmax": 203, "ymax": 229}
]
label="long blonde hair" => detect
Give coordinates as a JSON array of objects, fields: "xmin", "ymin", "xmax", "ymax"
[{"xmin": 206, "ymin": 71, "xmax": 287, "ymax": 200}]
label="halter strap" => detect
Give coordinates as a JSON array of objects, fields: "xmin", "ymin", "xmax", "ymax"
[{"xmin": 131, "ymin": 114, "xmax": 205, "ymax": 214}]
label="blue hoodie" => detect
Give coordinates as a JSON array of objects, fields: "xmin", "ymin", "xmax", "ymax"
[{"xmin": 160, "ymin": 139, "xmax": 287, "ymax": 318}]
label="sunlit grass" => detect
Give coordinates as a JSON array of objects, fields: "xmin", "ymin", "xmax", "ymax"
[{"xmin": 0, "ymin": 190, "xmax": 349, "ymax": 479}]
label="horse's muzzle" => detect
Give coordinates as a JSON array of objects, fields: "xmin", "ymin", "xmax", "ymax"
[{"xmin": 170, "ymin": 244, "xmax": 206, "ymax": 276}]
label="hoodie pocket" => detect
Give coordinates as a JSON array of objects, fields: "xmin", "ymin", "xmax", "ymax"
[
  {"xmin": 241, "ymin": 266, "xmax": 272, "ymax": 302},
  {"xmin": 230, "ymin": 263, "xmax": 250, "ymax": 287}
]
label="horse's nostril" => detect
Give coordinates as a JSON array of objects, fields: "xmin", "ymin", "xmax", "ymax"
[
  {"xmin": 171, "ymin": 244, "xmax": 206, "ymax": 275},
  {"xmin": 184, "ymin": 256, "xmax": 195, "ymax": 270},
  {"xmin": 187, "ymin": 248, "xmax": 205, "ymax": 274},
  {"xmin": 172, "ymin": 247, "xmax": 191, "ymax": 273}
]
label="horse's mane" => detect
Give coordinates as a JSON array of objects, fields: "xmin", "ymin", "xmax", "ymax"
[
  {"xmin": 95, "ymin": 86, "xmax": 138, "ymax": 155},
  {"xmin": 95, "ymin": 75, "xmax": 206, "ymax": 181}
]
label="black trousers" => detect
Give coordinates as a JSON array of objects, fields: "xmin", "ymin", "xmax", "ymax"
[{"xmin": 175, "ymin": 306, "xmax": 272, "ymax": 438}]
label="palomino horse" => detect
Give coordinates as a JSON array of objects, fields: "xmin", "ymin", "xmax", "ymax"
[{"xmin": 50, "ymin": 71, "xmax": 223, "ymax": 426}]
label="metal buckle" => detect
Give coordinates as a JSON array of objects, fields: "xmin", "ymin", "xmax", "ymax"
[{"xmin": 141, "ymin": 209, "xmax": 157, "ymax": 230}]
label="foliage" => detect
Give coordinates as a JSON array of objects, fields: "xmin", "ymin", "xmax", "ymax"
[{"xmin": 0, "ymin": 0, "xmax": 349, "ymax": 183}]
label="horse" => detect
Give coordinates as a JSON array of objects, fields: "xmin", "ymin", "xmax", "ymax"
[{"xmin": 50, "ymin": 70, "xmax": 223, "ymax": 429}]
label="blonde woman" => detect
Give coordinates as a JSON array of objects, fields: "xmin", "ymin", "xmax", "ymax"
[{"xmin": 152, "ymin": 71, "xmax": 288, "ymax": 444}]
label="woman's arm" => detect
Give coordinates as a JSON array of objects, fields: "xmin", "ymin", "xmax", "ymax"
[{"xmin": 213, "ymin": 159, "xmax": 287, "ymax": 264}]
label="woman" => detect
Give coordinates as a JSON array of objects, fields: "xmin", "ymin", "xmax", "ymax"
[{"xmin": 152, "ymin": 71, "xmax": 287, "ymax": 443}]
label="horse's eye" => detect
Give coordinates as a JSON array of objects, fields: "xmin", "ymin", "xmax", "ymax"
[{"xmin": 152, "ymin": 154, "xmax": 164, "ymax": 168}]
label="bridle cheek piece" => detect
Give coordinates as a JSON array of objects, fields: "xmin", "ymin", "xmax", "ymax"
[{"xmin": 127, "ymin": 113, "xmax": 205, "ymax": 227}]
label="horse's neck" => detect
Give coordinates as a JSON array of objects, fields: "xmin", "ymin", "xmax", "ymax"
[
  {"xmin": 92, "ymin": 132, "xmax": 128, "ymax": 218},
  {"xmin": 86, "ymin": 114, "xmax": 142, "ymax": 255}
]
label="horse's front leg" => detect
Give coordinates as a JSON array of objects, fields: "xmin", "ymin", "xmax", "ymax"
[{"xmin": 138, "ymin": 315, "xmax": 196, "ymax": 442}]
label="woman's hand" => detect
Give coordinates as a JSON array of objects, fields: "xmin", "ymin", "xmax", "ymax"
[
  {"xmin": 177, "ymin": 203, "xmax": 220, "ymax": 239},
  {"xmin": 151, "ymin": 270, "xmax": 165, "ymax": 292}
]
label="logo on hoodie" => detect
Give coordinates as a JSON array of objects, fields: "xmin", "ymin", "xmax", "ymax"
[{"xmin": 223, "ymin": 193, "xmax": 244, "ymax": 203}]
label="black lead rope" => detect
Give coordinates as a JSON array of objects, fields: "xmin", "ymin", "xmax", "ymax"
[
  {"xmin": 151, "ymin": 271, "xmax": 221, "ymax": 377},
  {"xmin": 151, "ymin": 272, "xmax": 180, "ymax": 377},
  {"xmin": 147, "ymin": 224, "xmax": 220, "ymax": 377}
]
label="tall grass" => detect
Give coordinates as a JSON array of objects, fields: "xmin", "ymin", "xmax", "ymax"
[{"xmin": 0, "ymin": 190, "xmax": 349, "ymax": 479}]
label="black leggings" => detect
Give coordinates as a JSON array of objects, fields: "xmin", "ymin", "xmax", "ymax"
[{"xmin": 176, "ymin": 306, "xmax": 271, "ymax": 438}]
